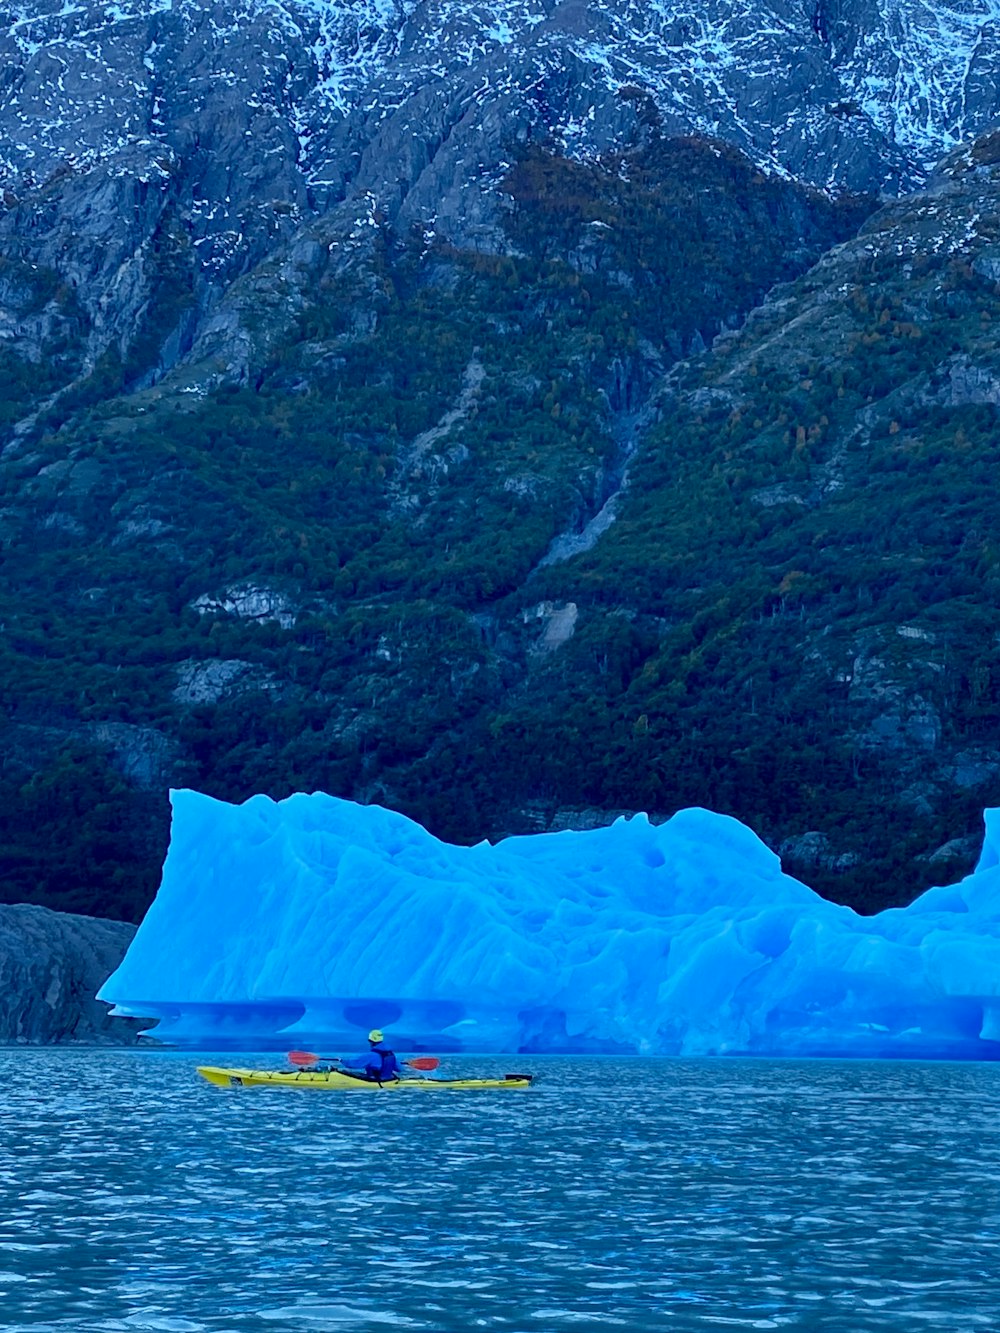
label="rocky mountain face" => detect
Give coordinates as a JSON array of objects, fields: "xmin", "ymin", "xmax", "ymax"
[
  {"xmin": 0, "ymin": 904, "xmax": 138, "ymax": 1041},
  {"xmin": 3, "ymin": 0, "xmax": 1000, "ymax": 389},
  {"xmin": 2, "ymin": 0, "xmax": 1000, "ymax": 921}
]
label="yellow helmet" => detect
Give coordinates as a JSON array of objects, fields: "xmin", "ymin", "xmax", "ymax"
[{"xmin": 368, "ymin": 1029, "xmax": 384, "ymax": 1043}]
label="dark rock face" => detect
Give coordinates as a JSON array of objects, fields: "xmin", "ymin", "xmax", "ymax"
[{"xmin": 0, "ymin": 905, "xmax": 139, "ymax": 1044}]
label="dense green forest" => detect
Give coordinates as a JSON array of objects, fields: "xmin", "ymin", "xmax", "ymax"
[{"xmin": 3, "ymin": 132, "xmax": 1000, "ymax": 921}]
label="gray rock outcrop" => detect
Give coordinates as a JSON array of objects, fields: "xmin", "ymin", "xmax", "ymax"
[{"xmin": 0, "ymin": 905, "xmax": 140, "ymax": 1044}]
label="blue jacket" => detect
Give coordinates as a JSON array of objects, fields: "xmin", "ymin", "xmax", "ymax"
[{"xmin": 340, "ymin": 1042, "xmax": 402, "ymax": 1081}]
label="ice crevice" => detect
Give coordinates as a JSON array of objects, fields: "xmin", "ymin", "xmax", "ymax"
[{"xmin": 98, "ymin": 790, "xmax": 1000, "ymax": 1058}]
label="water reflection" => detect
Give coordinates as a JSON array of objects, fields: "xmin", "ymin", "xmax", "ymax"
[{"xmin": 1, "ymin": 1052, "xmax": 999, "ymax": 1330}]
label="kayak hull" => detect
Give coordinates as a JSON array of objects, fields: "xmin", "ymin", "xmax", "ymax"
[{"xmin": 197, "ymin": 1065, "xmax": 533, "ymax": 1091}]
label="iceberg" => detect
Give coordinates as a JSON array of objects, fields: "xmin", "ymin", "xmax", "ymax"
[{"xmin": 99, "ymin": 790, "xmax": 1000, "ymax": 1058}]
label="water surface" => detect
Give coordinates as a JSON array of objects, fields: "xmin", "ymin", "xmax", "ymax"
[{"xmin": 1, "ymin": 1051, "xmax": 999, "ymax": 1330}]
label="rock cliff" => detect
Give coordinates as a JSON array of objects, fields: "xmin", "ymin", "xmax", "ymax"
[{"xmin": 0, "ymin": 905, "xmax": 139, "ymax": 1043}]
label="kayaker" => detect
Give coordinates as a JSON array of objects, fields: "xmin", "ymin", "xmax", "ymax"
[{"xmin": 338, "ymin": 1029, "xmax": 402, "ymax": 1083}]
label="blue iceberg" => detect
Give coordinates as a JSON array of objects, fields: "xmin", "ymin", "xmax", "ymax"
[{"xmin": 99, "ymin": 790, "xmax": 1000, "ymax": 1058}]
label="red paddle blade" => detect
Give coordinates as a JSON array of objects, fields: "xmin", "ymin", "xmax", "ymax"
[
  {"xmin": 405, "ymin": 1057, "xmax": 439, "ymax": 1071},
  {"xmin": 288, "ymin": 1050, "xmax": 319, "ymax": 1066}
]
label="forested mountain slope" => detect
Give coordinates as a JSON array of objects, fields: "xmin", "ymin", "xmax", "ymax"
[
  {"xmin": 3, "ymin": 0, "xmax": 1000, "ymax": 919},
  {"xmin": 529, "ymin": 135, "xmax": 1000, "ymax": 908}
]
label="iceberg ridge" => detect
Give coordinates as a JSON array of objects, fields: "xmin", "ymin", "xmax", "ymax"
[{"xmin": 98, "ymin": 790, "xmax": 1000, "ymax": 1057}]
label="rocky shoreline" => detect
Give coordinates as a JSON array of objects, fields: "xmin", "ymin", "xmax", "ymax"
[{"xmin": 0, "ymin": 904, "xmax": 141, "ymax": 1044}]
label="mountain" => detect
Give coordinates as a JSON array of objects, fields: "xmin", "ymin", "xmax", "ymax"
[
  {"xmin": 4, "ymin": 0, "xmax": 999, "ymax": 380},
  {"xmin": 530, "ymin": 132, "xmax": 1000, "ymax": 909},
  {"xmin": 2, "ymin": 0, "xmax": 1000, "ymax": 920}
]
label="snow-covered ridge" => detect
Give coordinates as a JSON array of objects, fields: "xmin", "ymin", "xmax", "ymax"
[
  {"xmin": 846, "ymin": 0, "xmax": 1000, "ymax": 159},
  {"xmin": 3, "ymin": 0, "xmax": 1000, "ymax": 203}
]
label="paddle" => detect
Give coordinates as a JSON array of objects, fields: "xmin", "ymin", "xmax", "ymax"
[{"xmin": 288, "ymin": 1049, "xmax": 440, "ymax": 1071}]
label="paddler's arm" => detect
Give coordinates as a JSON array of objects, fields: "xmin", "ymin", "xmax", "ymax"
[{"xmin": 338, "ymin": 1052, "xmax": 369, "ymax": 1071}]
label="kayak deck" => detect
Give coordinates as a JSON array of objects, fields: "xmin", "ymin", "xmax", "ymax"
[{"xmin": 197, "ymin": 1066, "xmax": 534, "ymax": 1091}]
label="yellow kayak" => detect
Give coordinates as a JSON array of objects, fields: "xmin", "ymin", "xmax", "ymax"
[{"xmin": 197, "ymin": 1065, "xmax": 534, "ymax": 1091}]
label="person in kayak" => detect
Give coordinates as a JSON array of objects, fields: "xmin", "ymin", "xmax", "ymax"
[{"xmin": 338, "ymin": 1029, "xmax": 402, "ymax": 1083}]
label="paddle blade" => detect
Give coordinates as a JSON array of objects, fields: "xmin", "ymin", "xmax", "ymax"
[
  {"xmin": 288, "ymin": 1050, "xmax": 320, "ymax": 1067},
  {"xmin": 405, "ymin": 1057, "xmax": 439, "ymax": 1071}
]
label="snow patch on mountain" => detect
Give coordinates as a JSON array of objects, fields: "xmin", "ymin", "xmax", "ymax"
[{"xmin": 4, "ymin": 0, "xmax": 1000, "ymax": 208}]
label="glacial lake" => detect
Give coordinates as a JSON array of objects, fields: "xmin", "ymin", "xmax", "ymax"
[{"xmin": 2, "ymin": 1051, "xmax": 999, "ymax": 1331}]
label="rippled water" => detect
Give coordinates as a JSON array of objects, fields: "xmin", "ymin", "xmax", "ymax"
[{"xmin": 2, "ymin": 1052, "xmax": 1000, "ymax": 1331}]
